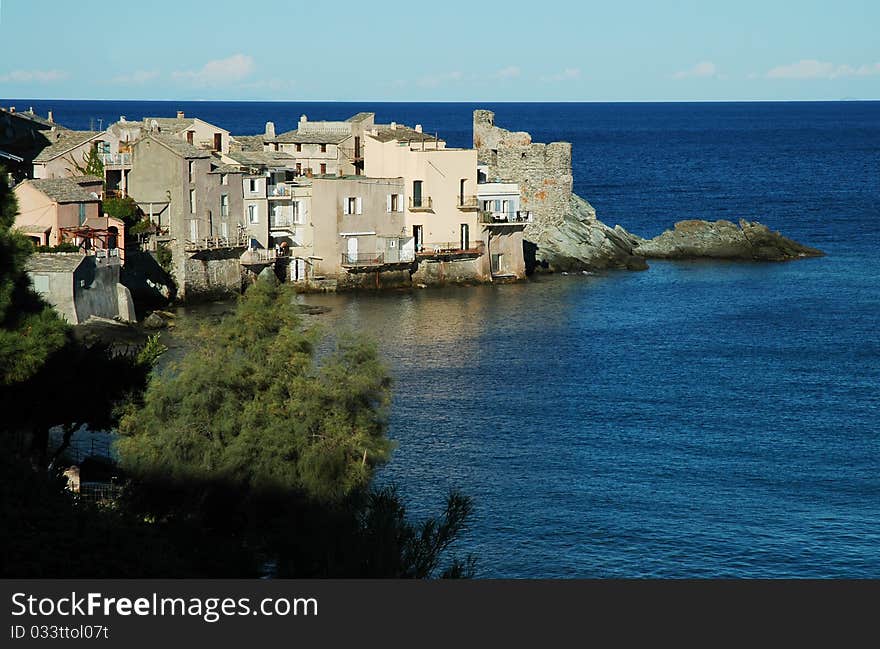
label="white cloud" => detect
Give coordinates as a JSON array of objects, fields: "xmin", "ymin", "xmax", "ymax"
[
  {"xmin": 112, "ymin": 70, "xmax": 160, "ymax": 84},
  {"xmin": 765, "ymin": 59, "xmax": 880, "ymax": 80},
  {"xmin": 542, "ymin": 68, "xmax": 581, "ymax": 82},
  {"xmin": 0, "ymin": 69, "xmax": 67, "ymax": 83},
  {"xmin": 673, "ymin": 61, "xmax": 719, "ymax": 80},
  {"xmin": 494, "ymin": 66, "xmax": 521, "ymax": 79},
  {"xmin": 417, "ymin": 71, "xmax": 463, "ymax": 88},
  {"xmin": 172, "ymin": 54, "xmax": 255, "ymax": 86}
]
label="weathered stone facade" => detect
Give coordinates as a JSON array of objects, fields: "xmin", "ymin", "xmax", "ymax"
[{"xmin": 473, "ymin": 110, "xmax": 645, "ymax": 272}]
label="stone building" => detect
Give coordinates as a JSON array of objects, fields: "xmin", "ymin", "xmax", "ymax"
[
  {"xmin": 127, "ymin": 133, "xmax": 247, "ymax": 300},
  {"xmin": 26, "ymin": 251, "xmax": 135, "ymax": 324},
  {"xmin": 365, "ymin": 121, "xmax": 527, "ymax": 284},
  {"xmin": 472, "ymin": 109, "xmax": 645, "ymax": 272},
  {"xmin": 12, "ymin": 176, "xmax": 125, "ymax": 255}
]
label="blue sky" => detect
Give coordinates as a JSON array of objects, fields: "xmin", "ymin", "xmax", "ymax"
[{"xmin": 1, "ymin": 0, "xmax": 878, "ymax": 101}]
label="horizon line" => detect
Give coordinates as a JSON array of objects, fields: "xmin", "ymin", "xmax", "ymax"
[{"xmin": 2, "ymin": 97, "xmax": 878, "ymax": 104}]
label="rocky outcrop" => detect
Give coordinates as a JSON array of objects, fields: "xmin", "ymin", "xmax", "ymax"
[
  {"xmin": 473, "ymin": 110, "xmax": 646, "ymax": 273},
  {"xmin": 635, "ymin": 219, "xmax": 824, "ymax": 261},
  {"xmin": 529, "ymin": 194, "xmax": 647, "ymax": 271}
]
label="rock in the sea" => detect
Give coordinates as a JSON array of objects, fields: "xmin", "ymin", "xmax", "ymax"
[
  {"xmin": 635, "ymin": 219, "xmax": 824, "ymax": 261},
  {"xmin": 528, "ymin": 195, "xmax": 648, "ymax": 272},
  {"xmin": 142, "ymin": 312, "xmax": 168, "ymax": 329}
]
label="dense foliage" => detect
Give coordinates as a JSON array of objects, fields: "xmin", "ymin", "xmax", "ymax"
[
  {"xmin": 118, "ymin": 280, "xmax": 474, "ymax": 577},
  {"xmin": 102, "ymin": 195, "xmax": 140, "ymax": 227}
]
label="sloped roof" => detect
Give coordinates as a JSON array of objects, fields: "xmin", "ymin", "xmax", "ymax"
[
  {"xmin": 143, "ymin": 117, "xmax": 196, "ymax": 134},
  {"xmin": 25, "ymin": 253, "xmax": 86, "ymax": 274},
  {"xmin": 25, "ymin": 177, "xmax": 101, "ymax": 203},
  {"xmin": 141, "ymin": 133, "xmax": 210, "ymax": 159},
  {"xmin": 33, "ymin": 130, "xmax": 103, "ymax": 162},
  {"xmin": 225, "ymin": 150, "xmax": 295, "ymax": 167},
  {"xmin": 231, "ymin": 134, "xmax": 268, "ymax": 151},
  {"xmin": 270, "ymin": 129, "xmax": 350, "ymax": 145},
  {"xmin": 346, "ymin": 112, "xmax": 375, "ymax": 123},
  {"xmin": 370, "ymin": 125, "xmax": 439, "ymax": 144}
]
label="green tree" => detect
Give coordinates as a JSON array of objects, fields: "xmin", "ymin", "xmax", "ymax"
[
  {"xmin": 118, "ymin": 278, "xmax": 394, "ymax": 500},
  {"xmin": 118, "ymin": 278, "xmax": 475, "ymax": 577},
  {"xmin": 69, "ymin": 144, "xmax": 105, "ymax": 179},
  {"xmin": 103, "ymin": 195, "xmax": 141, "ymax": 227},
  {"xmin": 0, "ymin": 167, "xmax": 68, "ymax": 389}
]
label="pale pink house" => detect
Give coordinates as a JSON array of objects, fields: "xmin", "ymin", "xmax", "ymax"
[{"xmin": 13, "ymin": 176, "xmax": 125, "ymax": 257}]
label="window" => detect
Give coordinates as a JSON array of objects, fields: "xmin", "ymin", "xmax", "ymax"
[
  {"xmin": 295, "ymin": 163, "xmax": 302, "ymax": 175},
  {"xmin": 248, "ymin": 178, "xmax": 258, "ymax": 193},
  {"xmin": 190, "ymin": 189, "xmax": 196, "ymax": 213},
  {"xmin": 188, "ymin": 160, "xmax": 194, "ymax": 183},
  {"xmin": 220, "ymin": 194, "xmax": 229, "ymax": 217},
  {"xmin": 220, "ymin": 221, "xmax": 229, "ymax": 239},
  {"xmin": 320, "ymin": 143, "xmax": 327, "ymax": 153},
  {"xmin": 292, "ymin": 201, "xmax": 304, "ymax": 224},
  {"xmin": 345, "ymin": 197, "xmax": 363, "ymax": 215},
  {"xmin": 221, "ymin": 173, "xmax": 228, "ymax": 185},
  {"xmin": 320, "ymin": 163, "xmax": 326, "ymax": 174},
  {"xmin": 248, "ymin": 204, "xmax": 258, "ymax": 224},
  {"xmin": 386, "ymin": 194, "xmax": 403, "ymax": 213},
  {"xmin": 78, "ymin": 203, "xmax": 87, "ymax": 225},
  {"xmin": 295, "ymin": 143, "xmax": 302, "ymax": 153}
]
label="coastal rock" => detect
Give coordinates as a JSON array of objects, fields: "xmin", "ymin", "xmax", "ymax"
[
  {"xmin": 635, "ymin": 219, "xmax": 825, "ymax": 261},
  {"xmin": 142, "ymin": 312, "xmax": 168, "ymax": 329},
  {"xmin": 528, "ymin": 194, "xmax": 648, "ymax": 272},
  {"xmin": 473, "ymin": 110, "xmax": 647, "ymax": 273}
]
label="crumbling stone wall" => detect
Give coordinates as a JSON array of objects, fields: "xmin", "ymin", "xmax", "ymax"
[
  {"xmin": 473, "ymin": 110, "xmax": 644, "ymax": 272},
  {"xmin": 474, "ymin": 109, "xmax": 575, "ymax": 238}
]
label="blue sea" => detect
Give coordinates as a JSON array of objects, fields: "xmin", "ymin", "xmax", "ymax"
[{"xmin": 10, "ymin": 99, "xmax": 879, "ymax": 577}]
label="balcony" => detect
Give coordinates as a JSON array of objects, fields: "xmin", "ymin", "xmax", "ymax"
[
  {"xmin": 416, "ymin": 240, "xmax": 485, "ymax": 259},
  {"xmin": 341, "ymin": 250, "xmax": 415, "ymax": 272},
  {"xmin": 456, "ymin": 195, "xmax": 481, "ymax": 211},
  {"xmin": 184, "ymin": 232, "xmax": 248, "ymax": 252},
  {"xmin": 341, "ymin": 252, "xmax": 385, "ymax": 268},
  {"xmin": 101, "ymin": 152, "xmax": 131, "ymax": 168},
  {"xmin": 270, "ymin": 217, "xmax": 300, "ymax": 231},
  {"xmin": 409, "ymin": 196, "xmax": 433, "ymax": 212},
  {"xmin": 481, "ymin": 210, "xmax": 533, "ymax": 225}
]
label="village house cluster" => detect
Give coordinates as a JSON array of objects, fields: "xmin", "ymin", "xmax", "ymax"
[{"xmin": 3, "ymin": 105, "xmax": 531, "ymax": 308}]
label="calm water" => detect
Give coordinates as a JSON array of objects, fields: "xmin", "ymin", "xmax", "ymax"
[{"xmin": 13, "ymin": 99, "xmax": 879, "ymax": 577}]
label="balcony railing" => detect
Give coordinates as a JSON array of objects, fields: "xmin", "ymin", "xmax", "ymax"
[
  {"xmin": 481, "ymin": 210, "xmax": 533, "ymax": 224},
  {"xmin": 341, "ymin": 252, "xmax": 385, "ymax": 267},
  {"xmin": 269, "ymin": 216, "xmax": 302, "ymax": 230},
  {"xmin": 416, "ymin": 241, "xmax": 485, "ymax": 257},
  {"xmin": 409, "ymin": 196, "xmax": 433, "ymax": 211},
  {"xmin": 456, "ymin": 195, "xmax": 480, "ymax": 210},
  {"xmin": 184, "ymin": 233, "xmax": 248, "ymax": 252},
  {"xmin": 101, "ymin": 152, "xmax": 131, "ymax": 166}
]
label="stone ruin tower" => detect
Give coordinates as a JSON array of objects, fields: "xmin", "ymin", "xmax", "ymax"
[
  {"xmin": 473, "ymin": 109, "xmax": 574, "ymax": 243},
  {"xmin": 473, "ymin": 109, "xmax": 645, "ymax": 271}
]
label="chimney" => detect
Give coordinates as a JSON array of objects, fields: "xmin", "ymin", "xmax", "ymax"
[
  {"xmin": 265, "ymin": 121, "xmax": 276, "ymax": 138},
  {"xmin": 48, "ymin": 110, "xmax": 54, "ymax": 123},
  {"xmin": 8, "ymin": 106, "xmax": 15, "ymax": 114},
  {"xmin": 120, "ymin": 115, "xmax": 126, "ymax": 123},
  {"xmin": 390, "ymin": 121, "xmax": 397, "ymax": 129},
  {"xmin": 415, "ymin": 124, "xmax": 422, "ymax": 133},
  {"xmin": 177, "ymin": 110, "xmax": 185, "ymax": 119},
  {"xmin": 28, "ymin": 106, "xmax": 34, "ymax": 113},
  {"xmin": 299, "ymin": 114, "xmax": 308, "ymax": 124}
]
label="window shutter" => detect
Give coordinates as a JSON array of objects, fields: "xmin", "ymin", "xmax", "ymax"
[
  {"xmin": 397, "ymin": 194, "xmax": 404, "ymax": 212},
  {"xmin": 356, "ymin": 197, "xmax": 363, "ymax": 215},
  {"xmin": 386, "ymin": 194, "xmax": 392, "ymax": 213},
  {"xmin": 344, "ymin": 198, "xmax": 350, "ymax": 215}
]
